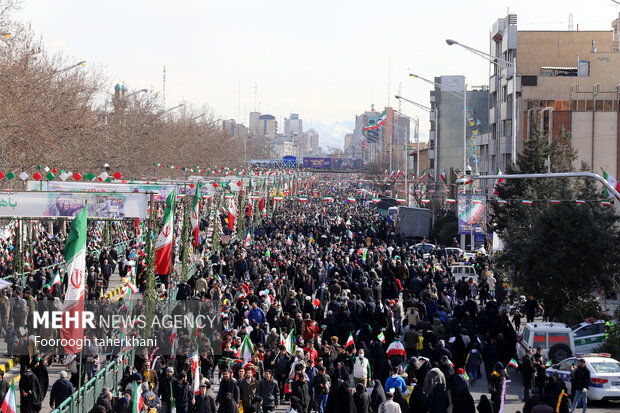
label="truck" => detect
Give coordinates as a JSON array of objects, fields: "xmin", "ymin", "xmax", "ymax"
[{"xmin": 394, "ymin": 206, "xmax": 431, "ymax": 239}]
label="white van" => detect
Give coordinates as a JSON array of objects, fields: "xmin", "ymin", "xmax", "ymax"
[{"xmin": 450, "ymin": 264, "xmax": 477, "ymax": 282}]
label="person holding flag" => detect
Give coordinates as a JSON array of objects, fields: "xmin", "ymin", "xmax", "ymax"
[
  {"xmin": 155, "ymin": 190, "xmax": 175, "ymax": 286},
  {"xmin": 0, "ymin": 378, "xmax": 16, "ymax": 413},
  {"xmin": 190, "ymin": 183, "xmax": 203, "ymax": 248}
]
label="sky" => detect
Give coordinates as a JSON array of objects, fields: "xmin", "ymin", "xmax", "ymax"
[{"xmin": 16, "ymin": 0, "xmax": 620, "ymax": 150}]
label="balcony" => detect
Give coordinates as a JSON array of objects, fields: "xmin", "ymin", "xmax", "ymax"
[
  {"xmin": 501, "ymin": 101, "xmax": 512, "ymax": 120},
  {"xmin": 489, "ymin": 75, "xmax": 498, "ymax": 93}
]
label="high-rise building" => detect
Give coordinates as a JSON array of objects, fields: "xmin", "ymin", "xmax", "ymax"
[
  {"xmin": 478, "ymin": 14, "xmax": 620, "ymax": 193},
  {"xmin": 429, "ymin": 76, "xmax": 489, "ymax": 180},
  {"xmin": 284, "ymin": 114, "xmax": 303, "ymax": 137},
  {"xmin": 249, "ymin": 112, "xmax": 261, "ymax": 136},
  {"xmin": 221, "ymin": 119, "xmax": 249, "ymax": 140},
  {"xmin": 304, "ymin": 129, "xmax": 319, "ymax": 155},
  {"xmin": 354, "ymin": 108, "xmax": 410, "ymax": 169}
]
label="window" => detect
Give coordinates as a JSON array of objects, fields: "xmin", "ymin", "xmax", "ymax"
[
  {"xmin": 574, "ymin": 324, "xmax": 598, "ymax": 338},
  {"xmin": 506, "ymin": 120, "xmax": 512, "ymax": 137},
  {"xmin": 590, "ymin": 361, "xmax": 620, "ymax": 374},
  {"xmin": 558, "ymin": 359, "xmax": 576, "ymax": 371},
  {"xmin": 534, "ymin": 333, "xmax": 547, "ymax": 348},
  {"xmin": 502, "ymin": 86, "xmax": 507, "ymax": 102},
  {"xmin": 523, "ymin": 327, "xmax": 531, "ymax": 344},
  {"xmin": 548, "ymin": 333, "xmax": 569, "ymax": 345}
]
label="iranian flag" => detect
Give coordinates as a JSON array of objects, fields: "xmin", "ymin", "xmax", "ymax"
[
  {"xmin": 190, "ymin": 183, "xmax": 202, "ymax": 247},
  {"xmin": 284, "ymin": 331, "xmax": 296, "ymax": 354},
  {"xmin": 170, "ymin": 326, "xmax": 178, "ymax": 355},
  {"xmin": 228, "ymin": 197, "xmax": 237, "ymax": 231},
  {"xmin": 345, "ymin": 333, "xmax": 355, "ymax": 348},
  {"xmin": 440, "ymin": 170, "xmax": 447, "ymax": 184},
  {"xmin": 192, "ymin": 355, "xmax": 201, "ymax": 394},
  {"xmin": 155, "ymin": 191, "xmax": 175, "ymax": 275},
  {"xmin": 45, "ymin": 271, "xmax": 62, "ymax": 293},
  {"xmin": 494, "ymin": 167, "xmax": 504, "ymax": 195},
  {"xmin": 386, "ymin": 341, "xmax": 406, "ymax": 358},
  {"xmin": 133, "ymin": 381, "xmax": 144, "ymax": 413},
  {"xmin": 244, "ymin": 232, "xmax": 252, "ymax": 247},
  {"xmin": 363, "ymin": 110, "xmax": 387, "ymax": 130},
  {"xmin": 61, "ymin": 205, "xmax": 87, "ymax": 354},
  {"xmin": 0, "ymin": 381, "xmax": 16, "ymax": 413},
  {"xmin": 236, "ymin": 334, "xmax": 254, "ymax": 362},
  {"xmin": 602, "ymin": 168, "xmax": 620, "ymax": 199}
]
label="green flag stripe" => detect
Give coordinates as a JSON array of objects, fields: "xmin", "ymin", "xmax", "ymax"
[{"xmin": 64, "ymin": 206, "xmax": 88, "ymax": 263}]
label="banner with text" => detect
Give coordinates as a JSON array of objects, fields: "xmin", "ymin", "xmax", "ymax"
[
  {"xmin": 28, "ymin": 181, "xmax": 176, "ymax": 202},
  {"xmin": 0, "ymin": 192, "xmax": 148, "ymax": 219}
]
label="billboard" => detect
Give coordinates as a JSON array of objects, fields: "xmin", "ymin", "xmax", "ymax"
[
  {"xmin": 0, "ymin": 192, "xmax": 148, "ymax": 219},
  {"xmin": 303, "ymin": 157, "xmax": 332, "ymax": 168},
  {"xmin": 457, "ymin": 194, "xmax": 487, "ymax": 235},
  {"xmin": 29, "ymin": 181, "xmax": 177, "ymax": 202}
]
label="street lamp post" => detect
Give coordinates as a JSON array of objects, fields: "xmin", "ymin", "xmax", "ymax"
[
  {"xmin": 121, "ymin": 88, "xmax": 149, "ymax": 101},
  {"xmin": 54, "ymin": 60, "xmax": 87, "ymax": 75},
  {"xmin": 446, "ymin": 39, "xmax": 518, "ymax": 166},
  {"xmin": 164, "ymin": 103, "xmax": 185, "ymax": 114}
]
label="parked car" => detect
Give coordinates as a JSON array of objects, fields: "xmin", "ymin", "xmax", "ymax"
[
  {"xmin": 546, "ymin": 355, "xmax": 620, "ymax": 401},
  {"xmin": 571, "ymin": 320, "xmax": 609, "ymax": 354}
]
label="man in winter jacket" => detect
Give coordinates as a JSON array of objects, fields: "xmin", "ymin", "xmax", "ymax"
[
  {"xmin": 258, "ymin": 370, "xmax": 280, "ymax": 413},
  {"xmin": 570, "ymin": 359, "xmax": 590, "ymax": 413}
]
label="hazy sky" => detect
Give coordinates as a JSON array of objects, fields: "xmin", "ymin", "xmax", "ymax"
[{"xmin": 16, "ymin": 0, "xmax": 620, "ymax": 149}]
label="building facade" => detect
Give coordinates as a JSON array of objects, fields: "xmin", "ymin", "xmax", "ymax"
[
  {"xmin": 478, "ymin": 14, "xmax": 620, "ymax": 194},
  {"xmin": 429, "ymin": 76, "xmax": 489, "ymax": 181}
]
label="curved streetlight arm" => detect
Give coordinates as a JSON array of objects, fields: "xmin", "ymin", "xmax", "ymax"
[
  {"xmin": 475, "ymin": 172, "xmax": 620, "ymax": 200},
  {"xmin": 393, "ymin": 109, "xmax": 419, "ymax": 126},
  {"xmin": 54, "ymin": 60, "xmax": 87, "ymax": 75},
  {"xmin": 394, "ymin": 95, "xmax": 431, "ymax": 112},
  {"xmin": 409, "ymin": 73, "xmax": 464, "ymax": 99},
  {"xmin": 446, "ymin": 39, "xmax": 514, "ymax": 68},
  {"xmin": 164, "ymin": 103, "xmax": 185, "ymax": 113}
]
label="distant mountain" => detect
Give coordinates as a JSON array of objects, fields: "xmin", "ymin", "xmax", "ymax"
[{"xmin": 311, "ymin": 120, "xmax": 354, "ymax": 151}]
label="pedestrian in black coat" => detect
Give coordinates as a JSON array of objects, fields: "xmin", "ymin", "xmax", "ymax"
[
  {"xmin": 370, "ymin": 379, "xmax": 386, "ymax": 413},
  {"xmin": 353, "ymin": 383, "xmax": 371, "ymax": 413},
  {"xmin": 195, "ymin": 384, "xmax": 217, "ymax": 413},
  {"xmin": 49, "ymin": 371, "xmax": 75, "ymax": 409}
]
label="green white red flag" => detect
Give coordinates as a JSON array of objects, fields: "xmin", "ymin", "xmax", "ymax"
[
  {"xmin": 494, "ymin": 167, "xmax": 504, "ymax": 195},
  {"xmin": 284, "ymin": 331, "xmax": 295, "ymax": 354},
  {"xmin": 346, "ymin": 333, "xmax": 354, "ymax": 348},
  {"xmin": 155, "ymin": 190, "xmax": 175, "ymax": 275},
  {"xmin": 190, "ymin": 183, "xmax": 202, "ymax": 247},
  {"xmin": 133, "ymin": 381, "xmax": 144, "ymax": 413},
  {"xmin": 192, "ymin": 355, "xmax": 201, "ymax": 394},
  {"xmin": 236, "ymin": 334, "xmax": 254, "ymax": 361},
  {"xmin": 363, "ymin": 110, "xmax": 387, "ymax": 130},
  {"xmin": 602, "ymin": 168, "xmax": 620, "ymax": 199},
  {"xmin": 45, "ymin": 271, "xmax": 62, "ymax": 293},
  {"xmin": 0, "ymin": 381, "xmax": 16, "ymax": 413},
  {"xmin": 61, "ymin": 205, "xmax": 87, "ymax": 354}
]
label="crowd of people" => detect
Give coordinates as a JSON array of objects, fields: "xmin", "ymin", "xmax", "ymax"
[
  {"xmin": 0, "ymin": 178, "xmax": 583, "ymax": 413},
  {"xmin": 88, "ymin": 179, "xmax": 522, "ymax": 413}
]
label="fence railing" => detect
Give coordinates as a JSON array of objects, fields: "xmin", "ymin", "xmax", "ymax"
[
  {"xmin": 51, "ymin": 346, "xmax": 135, "ymax": 413},
  {"xmin": 6, "ymin": 237, "xmax": 142, "ymax": 285}
]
